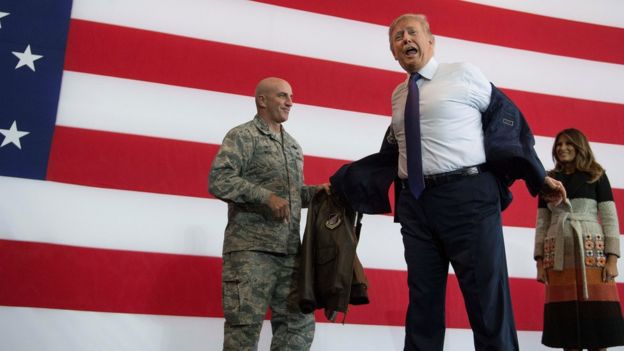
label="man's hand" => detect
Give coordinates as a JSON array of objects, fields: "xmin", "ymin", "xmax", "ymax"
[
  {"xmin": 317, "ymin": 183, "xmax": 331, "ymax": 194},
  {"xmin": 267, "ymin": 193, "xmax": 290, "ymax": 223},
  {"xmin": 542, "ymin": 176, "xmax": 566, "ymax": 206}
]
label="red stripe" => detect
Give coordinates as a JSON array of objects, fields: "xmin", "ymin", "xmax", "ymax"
[
  {"xmin": 46, "ymin": 126, "xmax": 624, "ymax": 233},
  {"xmin": 46, "ymin": 126, "xmax": 347, "ymax": 199},
  {"xmin": 253, "ymin": 0, "xmax": 624, "ymax": 65},
  {"xmin": 63, "ymin": 19, "xmax": 624, "ymax": 146},
  {"xmin": 0, "ymin": 239, "xmax": 221, "ymax": 317},
  {"xmin": 64, "ymin": 19, "xmax": 398, "ymax": 121},
  {"xmin": 47, "ymin": 127, "xmax": 220, "ymax": 198},
  {"xmin": 2, "ymin": 239, "xmax": 623, "ymax": 330},
  {"xmin": 504, "ymin": 89, "xmax": 624, "ymax": 147}
]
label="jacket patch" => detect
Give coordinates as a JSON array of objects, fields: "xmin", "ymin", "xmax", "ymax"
[
  {"xmin": 502, "ymin": 118, "xmax": 514, "ymax": 126},
  {"xmin": 325, "ymin": 213, "xmax": 342, "ymax": 229}
]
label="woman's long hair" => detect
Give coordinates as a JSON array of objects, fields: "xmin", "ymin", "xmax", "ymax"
[{"xmin": 551, "ymin": 128, "xmax": 604, "ymax": 183}]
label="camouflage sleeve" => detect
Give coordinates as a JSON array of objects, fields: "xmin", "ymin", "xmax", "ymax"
[
  {"xmin": 299, "ymin": 155, "xmax": 320, "ymax": 208},
  {"xmin": 209, "ymin": 128, "xmax": 272, "ymax": 204}
]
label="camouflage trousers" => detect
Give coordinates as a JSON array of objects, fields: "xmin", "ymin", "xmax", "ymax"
[{"xmin": 222, "ymin": 250, "xmax": 315, "ymax": 351}]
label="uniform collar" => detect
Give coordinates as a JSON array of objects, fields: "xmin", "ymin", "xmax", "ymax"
[
  {"xmin": 253, "ymin": 115, "xmax": 283, "ymax": 140},
  {"xmin": 253, "ymin": 115, "xmax": 277, "ymax": 134}
]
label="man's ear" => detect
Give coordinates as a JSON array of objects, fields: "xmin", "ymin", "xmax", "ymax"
[{"xmin": 257, "ymin": 95, "xmax": 266, "ymax": 108}]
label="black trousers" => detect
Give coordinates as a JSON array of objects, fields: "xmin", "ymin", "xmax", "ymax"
[{"xmin": 398, "ymin": 172, "xmax": 519, "ymax": 351}]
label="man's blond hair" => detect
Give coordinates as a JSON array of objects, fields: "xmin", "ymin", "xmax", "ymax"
[{"xmin": 388, "ymin": 14, "xmax": 433, "ymax": 53}]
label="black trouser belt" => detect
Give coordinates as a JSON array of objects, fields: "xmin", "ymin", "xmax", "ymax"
[{"xmin": 402, "ymin": 165, "xmax": 486, "ymax": 189}]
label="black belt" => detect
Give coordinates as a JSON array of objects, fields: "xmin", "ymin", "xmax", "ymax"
[{"xmin": 402, "ymin": 165, "xmax": 486, "ymax": 189}]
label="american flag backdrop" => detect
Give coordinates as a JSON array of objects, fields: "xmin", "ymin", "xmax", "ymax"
[{"xmin": 0, "ymin": 0, "xmax": 623, "ymax": 350}]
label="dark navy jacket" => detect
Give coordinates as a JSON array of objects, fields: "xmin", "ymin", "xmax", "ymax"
[{"xmin": 330, "ymin": 84, "xmax": 546, "ymax": 217}]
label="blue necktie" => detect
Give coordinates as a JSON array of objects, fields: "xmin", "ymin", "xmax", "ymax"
[{"xmin": 404, "ymin": 73, "xmax": 424, "ymax": 198}]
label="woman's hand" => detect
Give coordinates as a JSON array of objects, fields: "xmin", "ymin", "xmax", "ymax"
[
  {"xmin": 603, "ymin": 255, "xmax": 619, "ymax": 283},
  {"xmin": 536, "ymin": 259, "xmax": 548, "ymax": 284}
]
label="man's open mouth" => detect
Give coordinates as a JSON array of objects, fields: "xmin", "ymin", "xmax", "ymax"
[{"xmin": 404, "ymin": 47, "xmax": 418, "ymax": 56}]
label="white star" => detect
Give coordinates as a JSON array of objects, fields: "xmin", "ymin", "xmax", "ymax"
[
  {"xmin": 12, "ymin": 45, "xmax": 43, "ymax": 71},
  {"xmin": 0, "ymin": 12, "xmax": 9, "ymax": 29},
  {"xmin": 0, "ymin": 121, "xmax": 30, "ymax": 149}
]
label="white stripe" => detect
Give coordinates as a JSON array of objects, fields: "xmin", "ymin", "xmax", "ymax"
[
  {"xmin": 0, "ymin": 176, "xmax": 226, "ymax": 257},
  {"xmin": 69, "ymin": 0, "xmax": 624, "ymax": 104},
  {"xmin": 0, "ymin": 306, "xmax": 591, "ymax": 350},
  {"xmin": 56, "ymin": 72, "xmax": 624, "ymax": 188},
  {"xmin": 2, "ymin": 177, "xmax": 622, "ymax": 281},
  {"xmin": 461, "ymin": 0, "xmax": 624, "ymax": 28},
  {"xmin": 56, "ymin": 71, "xmax": 387, "ymax": 162}
]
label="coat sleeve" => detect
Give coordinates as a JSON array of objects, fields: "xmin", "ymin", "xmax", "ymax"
[
  {"xmin": 534, "ymin": 199, "xmax": 551, "ymax": 260},
  {"xmin": 482, "ymin": 84, "xmax": 546, "ymax": 196},
  {"xmin": 597, "ymin": 173, "xmax": 621, "ymax": 257}
]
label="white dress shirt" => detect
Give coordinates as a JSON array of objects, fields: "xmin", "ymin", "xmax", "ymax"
[{"xmin": 391, "ymin": 57, "xmax": 492, "ymax": 178}]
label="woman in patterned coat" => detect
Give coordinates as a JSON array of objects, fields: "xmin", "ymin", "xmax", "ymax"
[{"xmin": 534, "ymin": 128, "xmax": 624, "ymax": 350}]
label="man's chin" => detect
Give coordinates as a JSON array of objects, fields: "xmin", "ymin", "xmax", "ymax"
[{"xmin": 399, "ymin": 60, "xmax": 419, "ymax": 73}]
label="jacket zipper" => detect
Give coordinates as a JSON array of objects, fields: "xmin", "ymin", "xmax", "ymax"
[{"xmin": 280, "ymin": 129, "xmax": 292, "ymax": 227}]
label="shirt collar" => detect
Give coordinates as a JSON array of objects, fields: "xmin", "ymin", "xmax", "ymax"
[
  {"xmin": 419, "ymin": 57, "xmax": 438, "ymax": 80},
  {"xmin": 404, "ymin": 57, "xmax": 438, "ymax": 82}
]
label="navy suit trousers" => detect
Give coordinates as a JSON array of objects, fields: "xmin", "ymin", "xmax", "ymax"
[{"xmin": 398, "ymin": 172, "xmax": 519, "ymax": 351}]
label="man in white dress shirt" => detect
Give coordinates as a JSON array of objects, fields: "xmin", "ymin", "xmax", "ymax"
[{"xmin": 387, "ymin": 14, "xmax": 565, "ymax": 351}]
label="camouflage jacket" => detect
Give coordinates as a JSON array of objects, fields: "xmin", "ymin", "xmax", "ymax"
[{"xmin": 209, "ymin": 115, "xmax": 317, "ymax": 255}]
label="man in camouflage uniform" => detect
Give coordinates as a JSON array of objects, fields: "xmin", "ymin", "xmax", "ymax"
[{"xmin": 209, "ymin": 77, "xmax": 328, "ymax": 350}]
